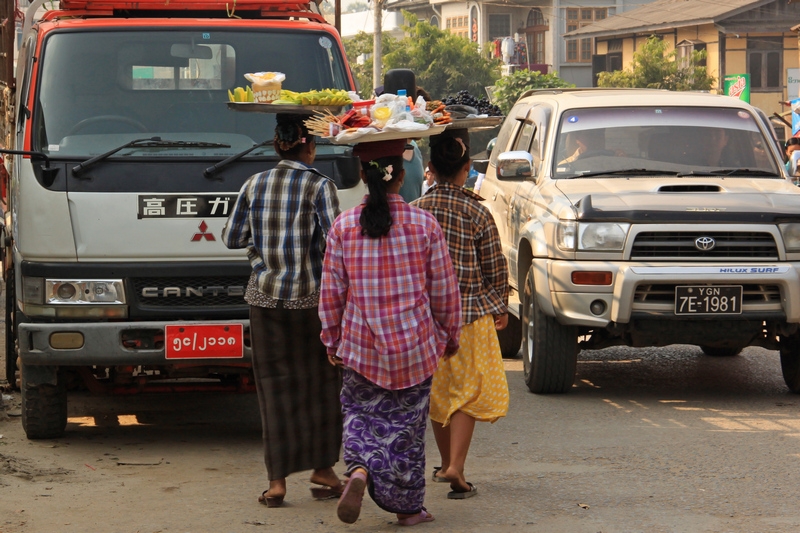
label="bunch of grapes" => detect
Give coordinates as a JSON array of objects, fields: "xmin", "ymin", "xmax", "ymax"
[{"xmin": 442, "ymin": 90, "xmax": 503, "ymax": 116}]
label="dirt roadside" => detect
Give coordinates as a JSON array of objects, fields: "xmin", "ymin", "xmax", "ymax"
[{"xmin": 3, "ymin": 347, "xmax": 800, "ymax": 533}]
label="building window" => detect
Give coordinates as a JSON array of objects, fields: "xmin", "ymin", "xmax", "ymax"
[
  {"xmin": 446, "ymin": 16, "xmax": 469, "ymax": 39},
  {"xmin": 566, "ymin": 7, "xmax": 606, "ymax": 63},
  {"xmin": 677, "ymin": 40, "xmax": 706, "ymax": 69},
  {"xmin": 489, "ymin": 13, "xmax": 511, "ymax": 41},
  {"xmin": 748, "ymin": 37, "xmax": 782, "ymax": 90},
  {"xmin": 525, "ymin": 8, "xmax": 546, "ymax": 65}
]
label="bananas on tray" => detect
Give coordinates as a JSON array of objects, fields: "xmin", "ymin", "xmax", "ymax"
[
  {"xmin": 272, "ymin": 89, "xmax": 352, "ymax": 106},
  {"xmin": 228, "ymin": 86, "xmax": 255, "ymax": 102}
]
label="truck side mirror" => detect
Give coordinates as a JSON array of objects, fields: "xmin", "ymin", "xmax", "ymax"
[
  {"xmin": 472, "ymin": 159, "xmax": 489, "ymax": 174},
  {"xmin": 496, "ymin": 150, "xmax": 533, "ymax": 181},
  {"xmin": 791, "ymin": 151, "xmax": 800, "ymax": 182}
]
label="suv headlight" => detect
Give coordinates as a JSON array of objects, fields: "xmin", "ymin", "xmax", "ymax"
[
  {"xmin": 558, "ymin": 222, "xmax": 629, "ymax": 251},
  {"xmin": 578, "ymin": 223, "xmax": 629, "ymax": 251},
  {"xmin": 780, "ymin": 223, "xmax": 800, "ymax": 252},
  {"xmin": 22, "ymin": 277, "xmax": 127, "ymax": 318}
]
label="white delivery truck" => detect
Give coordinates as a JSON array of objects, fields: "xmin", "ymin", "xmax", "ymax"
[{"xmin": 0, "ymin": 0, "xmax": 364, "ymax": 438}]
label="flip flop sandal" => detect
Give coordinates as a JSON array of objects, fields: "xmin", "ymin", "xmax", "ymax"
[
  {"xmin": 398, "ymin": 508, "xmax": 435, "ymax": 526},
  {"xmin": 431, "ymin": 467, "xmax": 448, "ymax": 483},
  {"xmin": 337, "ymin": 471, "xmax": 367, "ymax": 524},
  {"xmin": 310, "ymin": 482, "xmax": 346, "ymax": 500},
  {"xmin": 257, "ymin": 490, "xmax": 285, "ymax": 508},
  {"xmin": 447, "ymin": 482, "xmax": 478, "ymax": 500}
]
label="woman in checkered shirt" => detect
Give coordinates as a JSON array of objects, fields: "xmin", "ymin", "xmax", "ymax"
[
  {"xmin": 319, "ymin": 139, "xmax": 462, "ymax": 527},
  {"xmin": 412, "ymin": 128, "xmax": 510, "ymax": 500}
]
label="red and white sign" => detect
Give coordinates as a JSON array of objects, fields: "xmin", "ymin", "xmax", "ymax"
[{"xmin": 165, "ymin": 324, "xmax": 244, "ymax": 359}]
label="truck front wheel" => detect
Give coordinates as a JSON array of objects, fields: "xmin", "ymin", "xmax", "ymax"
[
  {"xmin": 779, "ymin": 332, "xmax": 800, "ymax": 393},
  {"xmin": 5, "ymin": 268, "xmax": 17, "ymax": 387},
  {"xmin": 21, "ymin": 364, "xmax": 68, "ymax": 439},
  {"xmin": 521, "ymin": 265, "xmax": 578, "ymax": 394}
]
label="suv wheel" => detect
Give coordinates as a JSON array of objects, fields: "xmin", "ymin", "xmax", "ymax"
[
  {"xmin": 521, "ymin": 265, "xmax": 578, "ymax": 394},
  {"xmin": 780, "ymin": 333, "xmax": 800, "ymax": 393}
]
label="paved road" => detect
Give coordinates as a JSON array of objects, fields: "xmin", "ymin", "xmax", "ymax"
[{"xmin": 2, "ymin": 345, "xmax": 800, "ymax": 533}]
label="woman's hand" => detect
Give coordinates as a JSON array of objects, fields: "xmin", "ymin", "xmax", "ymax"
[
  {"xmin": 494, "ymin": 313, "xmax": 508, "ymax": 331},
  {"xmin": 328, "ymin": 353, "xmax": 343, "ymax": 367}
]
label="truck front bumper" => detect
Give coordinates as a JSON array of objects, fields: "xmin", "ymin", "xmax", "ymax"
[{"xmin": 18, "ymin": 319, "xmax": 252, "ymax": 366}]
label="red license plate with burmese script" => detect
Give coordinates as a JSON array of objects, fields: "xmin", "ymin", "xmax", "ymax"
[{"xmin": 165, "ymin": 324, "xmax": 244, "ymax": 359}]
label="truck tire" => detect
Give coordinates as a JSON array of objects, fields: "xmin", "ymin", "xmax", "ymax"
[
  {"xmin": 496, "ymin": 313, "xmax": 522, "ymax": 358},
  {"xmin": 700, "ymin": 346, "xmax": 743, "ymax": 357},
  {"xmin": 21, "ymin": 365, "xmax": 68, "ymax": 439},
  {"xmin": 4, "ymin": 268, "xmax": 17, "ymax": 387},
  {"xmin": 779, "ymin": 333, "xmax": 800, "ymax": 394},
  {"xmin": 521, "ymin": 265, "xmax": 578, "ymax": 394}
]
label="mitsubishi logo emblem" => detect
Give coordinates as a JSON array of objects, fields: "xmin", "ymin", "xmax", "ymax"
[
  {"xmin": 191, "ymin": 221, "xmax": 215, "ymax": 242},
  {"xmin": 695, "ymin": 236, "xmax": 715, "ymax": 251}
]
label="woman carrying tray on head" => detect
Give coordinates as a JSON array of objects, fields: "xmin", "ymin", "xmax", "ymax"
[
  {"xmin": 222, "ymin": 113, "xmax": 344, "ymax": 508},
  {"xmin": 318, "ymin": 138, "xmax": 462, "ymax": 526},
  {"xmin": 411, "ymin": 128, "xmax": 510, "ymax": 500}
]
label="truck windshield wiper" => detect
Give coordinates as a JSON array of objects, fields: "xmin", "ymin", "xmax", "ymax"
[
  {"xmin": 567, "ymin": 168, "xmax": 677, "ymax": 179},
  {"xmin": 676, "ymin": 169, "xmax": 780, "ymax": 177},
  {"xmin": 72, "ymin": 137, "xmax": 231, "ymax": 176}
]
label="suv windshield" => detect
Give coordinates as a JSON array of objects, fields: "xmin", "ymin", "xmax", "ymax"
[
  {"xmin": 553, "ymin": 106, "xmax": 779, "ymax": 178},
  {"xmin": 35, "ymin": 29, "xmax": 351, "ymax": 157}
]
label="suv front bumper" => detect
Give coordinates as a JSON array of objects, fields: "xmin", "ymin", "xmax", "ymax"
[{"xmin": 537, "ymin": 259, "xmax": 800, "ymax": 326}]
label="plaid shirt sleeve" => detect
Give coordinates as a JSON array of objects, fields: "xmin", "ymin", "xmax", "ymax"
[
  {"xmin": 318, "ymin": 220, "xmax": 347, "ymax": 356},
  {"xmin": 427, "ymin": 221, "xmax": 462, "ymax": 353},
  {"xmin": 315, "ymin": 179, "xmax": 341, "ymax": 240},
  {"xmin": 221, "ymin": 178, "xmax": 253, "ymax": 249},
  {"xmin": 477, "ymin": 215, "xmax": 509, "ymax": 314}
]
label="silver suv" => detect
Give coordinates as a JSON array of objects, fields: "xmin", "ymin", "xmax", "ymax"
[{"xmin": 478, "ymin": 88, "xmax": 800, "ymax": 394}]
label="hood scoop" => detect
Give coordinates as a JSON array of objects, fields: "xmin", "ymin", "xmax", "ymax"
[{"xmin": 658, "ymin": 184, "xmax": 721, "ymax": 193}]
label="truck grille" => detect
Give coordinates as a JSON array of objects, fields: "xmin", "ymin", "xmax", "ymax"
[
  {"xmin": 634, "ymin": 284, "xmax": 781, "ymax": 304},
  {"xmin": 630, "ymin": 231, "xmax": 778, "ymax": 260},
  {"xmin": 131, "ymin": 276, "xmax": 248, "ymax": 307}
]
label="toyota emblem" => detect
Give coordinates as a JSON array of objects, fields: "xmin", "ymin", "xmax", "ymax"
[{"xmin": 695, "ymin": 236, "xmax": 715, "ymax": 251}]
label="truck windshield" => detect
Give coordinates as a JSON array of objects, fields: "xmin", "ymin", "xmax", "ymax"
[
  {"xmin": 553, "ymin": 106, "xmax": 780, "ymax": 178},
  {"xmin": 35, "ymin": 29, "xmax": 351, "ymax": 158}
]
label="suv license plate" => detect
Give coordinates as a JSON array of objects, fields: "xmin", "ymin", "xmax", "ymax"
[
  {"xmin": 165, "ymin": 324, "xmax": 244, "ymax": 359},
  {"xmin": 675, "ymin": 285, "xmax": 743, "ymax": 315}
]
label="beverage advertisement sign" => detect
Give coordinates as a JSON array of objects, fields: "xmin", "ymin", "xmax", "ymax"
[{"xmin": 724, "ymin": 74, "xmax": 750, "ymax": 103}]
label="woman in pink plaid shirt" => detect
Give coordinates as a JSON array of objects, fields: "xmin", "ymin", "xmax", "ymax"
[{"xmin": 319, "ymin": 139, "xmax": 461, "ymax": 527}]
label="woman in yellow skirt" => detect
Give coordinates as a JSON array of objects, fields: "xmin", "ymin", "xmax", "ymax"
[{"xmin": 411, "ymin": 128, "xmax": 510, "ymax": 499}]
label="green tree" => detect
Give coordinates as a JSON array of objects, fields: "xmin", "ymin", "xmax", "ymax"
[
  {"xmin": 343, "ymin": 12, "xmax": 500, "ymax": 100},
  {"xmin": 596, "ymin": 36, "xmax": 715, "ymax": 91},
  {"xmin": 491, "ymin": 69, "xmax": 575, "ymax": 114}
]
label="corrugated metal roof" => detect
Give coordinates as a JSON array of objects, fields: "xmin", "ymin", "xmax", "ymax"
[{"xmin": 567, "ymin": 0, "xmax": 771, "ymax": 38}]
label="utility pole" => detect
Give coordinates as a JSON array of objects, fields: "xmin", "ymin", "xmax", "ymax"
[
  {"xmin": 335, "ymin": 0, "xmax": 341, "ymax": 35},
  {"xmin": 373, "ymin": 0, "xmax": 383, "ymax": 93}
]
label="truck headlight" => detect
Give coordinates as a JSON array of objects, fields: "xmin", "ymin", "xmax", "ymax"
[
  {"xmin": 46, "ymin": 280, "xmax": 126, "ymax": 304},
  {"xmin": 780, "ymin": 223, "xmax": 800, "ymax": 252},
  {"xmin": 22, "ymin": 277, "xmax": 127, "ymax": 318},
  {"xmin": 578, "ymin": 223, "xmax": 629, "ymax": 251}
]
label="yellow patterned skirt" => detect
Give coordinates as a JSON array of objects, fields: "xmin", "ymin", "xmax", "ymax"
[{"xmin": 429, "ymin": 314, "xmax": 510, "ymax": 426}]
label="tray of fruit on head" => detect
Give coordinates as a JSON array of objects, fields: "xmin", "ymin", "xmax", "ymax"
[
  {"xmin": 305, "ymin": 94, "xmax": 451, "ymax": 144},
  {"xmin": 226, "ymin": 72, "xmax": 354, "ymax": 114},
  {"xmin": 438, "ymin": 90, "xmax": 505, "ymax": 131}
]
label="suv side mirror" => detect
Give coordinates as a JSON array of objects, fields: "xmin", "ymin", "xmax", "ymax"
[{"xmin": 497, "ymin": 150, "xmax": 534, "ymax": 181}]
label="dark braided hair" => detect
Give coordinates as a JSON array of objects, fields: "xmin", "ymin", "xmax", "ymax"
[
  {"xmin": 429, "ymin": 131, "xmax": 470, "ymax": 182},
  {"xmin": 273, "ymin": 114, "xmax": 314, "ymax": 158},
  {"xmin": 359, "ymin": 155, "xmax": 404, "ymax": 238}
]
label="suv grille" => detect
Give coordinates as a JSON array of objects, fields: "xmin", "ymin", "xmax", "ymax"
[
  {"xmin": 631, "ymin": 231, "xmax": 778, "ymax": 260},
  {"xmin": 132, "ymin": 276, "xmax": 248, "ymax": 307}
]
